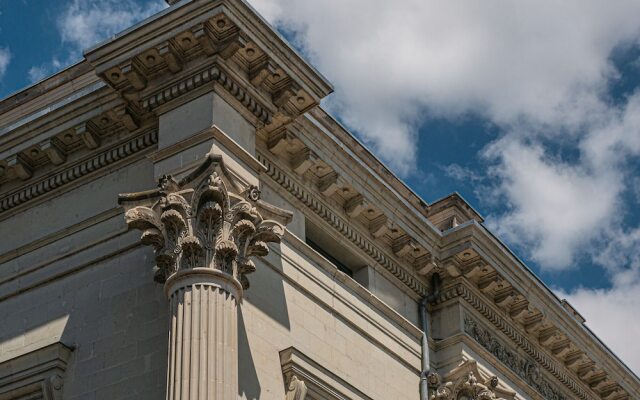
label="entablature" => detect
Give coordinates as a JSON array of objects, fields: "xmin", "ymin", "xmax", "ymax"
[
  {"xmin": 255, "ymin": 114, "xmax": 452, "ymax": 298},
  {"xmin": 436, "ymin": 223, "xmax": 639, "ymax": 400},
  {"xmin": 85, "ymin": 0, "xmax": 332, "ymax": 134}
]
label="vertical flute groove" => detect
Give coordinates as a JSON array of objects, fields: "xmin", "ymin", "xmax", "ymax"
[
  {"xmin": 166, "ymin": 283, "xmax": 238, "ymax": 400},
  {"xmin": 182, "ymin": 287, "xmax": 192, "ymax": 400}
]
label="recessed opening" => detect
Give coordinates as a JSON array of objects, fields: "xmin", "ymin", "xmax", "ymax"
[{"xmin": 304, "ymin": 218, "xmax": 366, "ymax": 279}]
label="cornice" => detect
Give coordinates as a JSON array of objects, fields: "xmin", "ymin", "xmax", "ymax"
[
  {"xmin": 0, "ymin": 61, "xmax": 95, "ymax": 121},
  {"xmin": 297, "ymin": 112, "xmax": 443, "ymax": 250},
  {"xmin": 440, "ymin": 222, "xmax": 639, "ymax": 400},
  {"xmin": 85, "ymin": 0, "xmax": 332, "ymax": 135},
  {"xmin": 0, "ymin": 130, "xmax": 157, "ymax": 216},
  {"xmin": 463, "ymin": 314, "xmax": 571, "ymax": 400},
  {"xmin": 437, "ymin": 280, "xmax": 627, "ymax": 400},
  {"xmin": 140, "ymin": 62, "xmax": 271, "ymax": 124},
  {"xmin": 258, "ymin": 151, "xmax": 429, "ymax": 297}
]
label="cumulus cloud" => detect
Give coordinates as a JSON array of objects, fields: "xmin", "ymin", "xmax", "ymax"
[
  {"xmin": 251, "ymin": 0, "xmax": 640, "ymax": 274},
  {"xmin": 560, "ymin": 279, "xmax": 640, "ymax": 374},
  {"xmin": 57, "ymin": 0, "xmax": 166, "ymax": 54},
  {"xmin": 483, "ymin": 91, "xmax": 640, "ymax": 269},
  {"xmin": 441, "ymin": 163, "xmax": 483, "ymax": 183},
  {"xmin": 27, "ymin": 0, "xmax": 166, "ymax": 83},
  {"xmin": 0, "ymin": 47, "xmax": 11, "ymax": 80},
  {"xmin": 252, "ymin": 0, "xmax": 640, "ymax": 174},
  {"xmin": 251, "ymin": 1, "xmax": 640, "ymax": 369},
  {"xmin": 558, "ymin": 229, "xmax": 640, "ymax": 373}
]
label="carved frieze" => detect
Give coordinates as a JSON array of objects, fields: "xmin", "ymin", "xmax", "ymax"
[
  {"xmin": 464, "ymin": 315, "xmax": 568, "ymax": 400},
  {"xmin": 119, "ymin": 153, "xmax": 292, "ymax": 290}
]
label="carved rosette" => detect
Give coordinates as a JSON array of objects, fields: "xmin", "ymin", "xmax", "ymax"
[
  {"xmin": 429, "ymin": 360, "xmax": 515, "ymax": 400},
  {"xmin": 119, "ymin": 153, "xmax": 291, "ymax": 294}
]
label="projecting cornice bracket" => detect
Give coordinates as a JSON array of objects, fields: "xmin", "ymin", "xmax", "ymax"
[{"xmin": 85, "ymin": 0, "xmax": 333, "ymax": 131}]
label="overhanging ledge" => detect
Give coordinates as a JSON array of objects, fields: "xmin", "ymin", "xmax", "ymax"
[{"xmin": 85, "ymin": 0, "xmax": 333, "ymax": 133}]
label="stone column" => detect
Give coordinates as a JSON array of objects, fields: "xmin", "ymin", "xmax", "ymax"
[
  {"xmin": 165, "ymin": 270, "xmax": 239, "ymax": 400},
  {"xmin": 119, "ymin": 154, "xmax": 291, "ymax": 400}
]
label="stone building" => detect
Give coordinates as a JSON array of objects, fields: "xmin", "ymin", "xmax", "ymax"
[{"xmin": 0, "ymin": 0, "xmax": 638, "ymax": 399}]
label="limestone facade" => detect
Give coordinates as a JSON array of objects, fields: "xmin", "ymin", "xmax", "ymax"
[{"xmin": 0, "ymin": 0, "xmax": 638, "ymax": 399}]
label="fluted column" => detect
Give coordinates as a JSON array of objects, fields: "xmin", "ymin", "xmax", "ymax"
[
  {"xmin": 118, "ymin": 154, "xmax": 291, "ymax": 400},
  {"xmin": 165, "ymin": 270, "xmax": 240, "ymax": 400}
]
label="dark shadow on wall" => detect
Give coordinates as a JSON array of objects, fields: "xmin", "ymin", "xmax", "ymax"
[
  {"xmin": 238, "ymin": 243, "xmax": 291, "ymax": 399},
  {"xmin": 238, "ymin": 309, "xmax": 261, "ymax": 400},
  {"xmin": 244, "ymin": 244, "xmax": 291, "ymax": 330}
]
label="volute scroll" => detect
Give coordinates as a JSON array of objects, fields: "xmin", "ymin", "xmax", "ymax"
[{"xmin": 119, "ymin": 152, "xmax": 293, "ymax": 291}]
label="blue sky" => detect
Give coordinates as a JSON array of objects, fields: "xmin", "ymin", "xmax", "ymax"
[{"xmin": 1, "ymin": 0, "xmax": 639, "ymax": 372}]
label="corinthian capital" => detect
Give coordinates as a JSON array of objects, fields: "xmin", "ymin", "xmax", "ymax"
[
  {"xmin": 430, "ymin": 359, "xmax": 516, "ymax": 400},
  {"xmin": 118, "ymin": 153, "xmax": 292, "ymax": 291}
]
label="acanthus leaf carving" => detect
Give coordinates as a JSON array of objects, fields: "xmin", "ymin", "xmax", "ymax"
[
  {"xmin": 285, "ymin": 375, "xmax": 307, "ymax": 400},
  {"xmin": 430, "ymin": 359, "xmax": 515, "ymax": 400},
  {"xmin": 463, "ymin": 315, "xmax": 568, "ymax": 400},
  {"xmin": 119, "ymin": 153, "xmax": 292, "ymax": 289}
]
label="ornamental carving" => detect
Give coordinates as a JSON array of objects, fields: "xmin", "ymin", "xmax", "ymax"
[
  {"xmin": 285, "ymin": 375, "xmax": 307, "ymax": 400},
  {"xmin": 429, "ymin": 359, "xmax": 515, "ymax": 400},
  {"xmin": 464, "ymin": 316, "xmax": 567, "ymax": 400},
  {"xmin": 119, "ymin": 153, "xmax": 292, "ymax": 289}
]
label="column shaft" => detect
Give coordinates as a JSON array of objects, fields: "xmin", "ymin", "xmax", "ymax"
[{"xmin": 167, "ymin": 283, "xmax": 238, "ymax": 400}]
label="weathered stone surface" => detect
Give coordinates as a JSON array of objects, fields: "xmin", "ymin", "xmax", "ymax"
[{"xmin": 0, "ymin": 1, "xmax": 638, "ymax": 400}]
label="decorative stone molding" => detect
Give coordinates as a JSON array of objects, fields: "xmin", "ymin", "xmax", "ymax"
[
  {"xmin": 429, "ymin": 359, "xmax": 515, "ymax": 400},
  {"xmin": 86, "ymin": 2, "xmax": 332, "ymax": 134},
  {"xmin": 0, "ymin": 106, "xmax": 141, "ymax": 189},
  {"xmin": 120, "ymin": 152, "xmax": 291, "ymax": 400},
  {"xmin": 437, "ymin": 282, "xmax": 599, "ymax": 400},
  {"xmin": 119, "ymin": 152, "xmax": 291, "ymax": 289},
  {"xmin": 258, "ymin": 105, "xmax": 636, "ymax": 400},
  {"xmin": 279, "ymin": 347, "xmax": 373, "ymax": 400},
  {"xmin": 258, "ymin": 153, "xmax": 429, "ymax": 296},
  {"xmin": 463, "ymin": 314, "xmax": 571, "ymax": 400},
  {"xmin": 439, "ymin": 251, "xmax": 633, "ymax": 400},
  {"xmin": 0, "ymin": 130, "xmax": 157, "ymax": 215},
  {"xmin": 285, "ymin": 375, "xmax": 308, "ymax": 400},
  {"xmin": 0, "ymin": 342, "xmax": 73, "ymax": 400},
  {"xmin": 141, "ymin": 64, "xmax": 272, "ymax": 124}
]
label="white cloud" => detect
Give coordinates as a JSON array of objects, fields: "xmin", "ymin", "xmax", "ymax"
[
  {"xmin": 27, "ymin": 0, "xmax": 166, "ymax": 83},
  {"xmin": 441, "ymin": 163, "xmax": 483, "ymax": 183},
  {"xmin": 250, "ymin": 1, "xmax": 640, "ymax": 368},
  {"xmin": 252, "ymin": 0, "xmax": 640, "ymax": 174},
  {"xmin": 26, "ymin": 59, "xmax": 62, "ymax": 84},
  {"xmin": 249, "ymin": 0, "xmax": 640, "ymax": 272},
  {"xmin": 481, "ymin": 136, "xmax": 620, "ymax": 269},
  {"xmin": 0, "ymin": 47, "xmax": 11, "ymax": 80},
  {"xmin": 560, "ymin": 280, "xmax": 640, "ymax": 375},
  {"xmin": 559, "ymin": 229, "xmax": 640, "ymax": 374},
  {"xmin": 482, "ymin": 90, "xmax": 640, "ymax": 269},
  {"xmin": 57, "ymin": 0, "xmax": 167, "ymax": 54}
]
